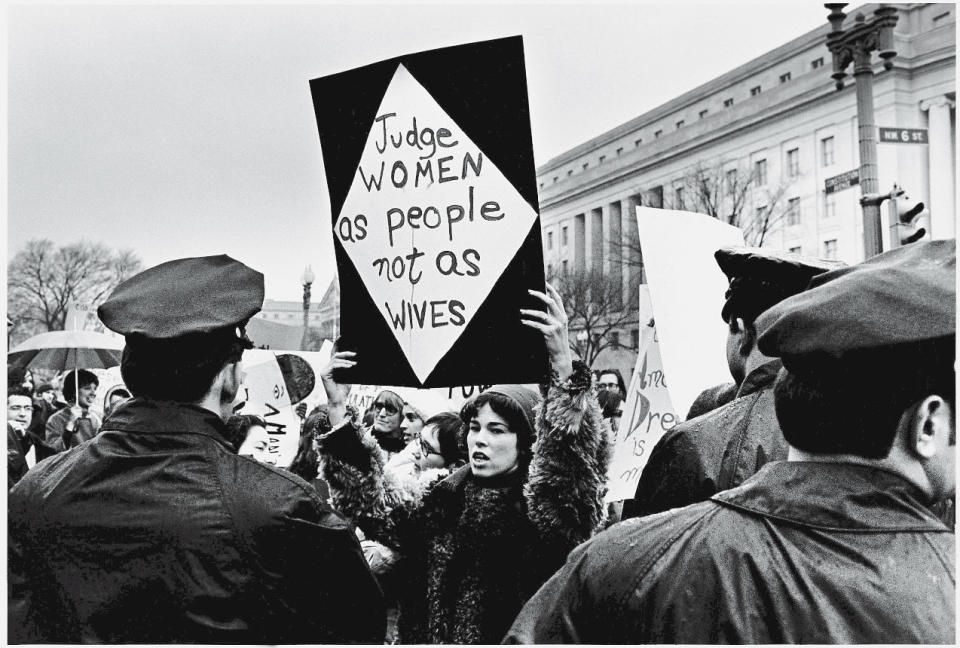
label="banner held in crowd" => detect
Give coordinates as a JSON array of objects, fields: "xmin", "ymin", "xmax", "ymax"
[
  {"xmin": 311, "ymin": 36, "xmax": 547, "ymax": 388},
  {"xmin": 635, "ymin": 207, "xmax": 744, "ymax": 419},
  {"xmin": 605, "ymin": 286, "xmax": 677, "ymax": 502}
]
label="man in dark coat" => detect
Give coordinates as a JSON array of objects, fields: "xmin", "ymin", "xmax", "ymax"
[
  {"xmin": 505, "ymin": 240, "xmax": 955, "ymax": 644},
  {"xmin": 622, "ymin": 247, "xmax": 843, "ymax": 519},
  {"xmin": 8, "ymin": 255, "xmax": 385, "ymax": 644}
]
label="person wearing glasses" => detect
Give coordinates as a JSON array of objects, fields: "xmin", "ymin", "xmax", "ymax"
[
  {"xmin": 593, "ymin": 368, "xmax": 626, "ymax": 399},
  {"xmin": 8, "ymin": 386, "xmax": 35, "ymax": 487},
  {"xmin": 317, "ymin": 284, "xmax": 609, "ymax": 644}
]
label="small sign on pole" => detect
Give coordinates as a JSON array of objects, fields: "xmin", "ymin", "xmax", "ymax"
[
  {"xmin": 879, "ymin": 127, "xmax": 928, "ymax": 144},
  {"xmin": 824, "ymin": 169, "xmax": 860, "ymax": 195}
]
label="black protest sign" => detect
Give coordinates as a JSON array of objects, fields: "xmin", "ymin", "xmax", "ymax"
[{"xmin": 310, "ymin": 36, "xmax": 547, "ymax": 387}]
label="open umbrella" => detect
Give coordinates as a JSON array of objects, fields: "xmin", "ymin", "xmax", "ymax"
[{"xmin": 8, "ymin": 331, "xmax": 125, "ymax": 383}]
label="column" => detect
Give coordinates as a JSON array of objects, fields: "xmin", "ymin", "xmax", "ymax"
[
  {"xmin": 920, "ymin": 95, "xmax": 956, "ymax": 240},
  {"xmin": 604, "ymin": 202, "xmax": 622, "ymax": 309},
  {"xmin": 589, "ymin": 207, "xmax": 603, "ymax": 273},
  {"xmin": 621, "ymin": 195, "xmax": 641, "ymax": 308}
]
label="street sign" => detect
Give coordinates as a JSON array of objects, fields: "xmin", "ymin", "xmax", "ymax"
[
  {"xmin": 879, "ymin": 127, "xmax": 928, "ymax": 144},
  {"xmin": 825, "ymin": 169, "xmax": 860, "ymax": 194}
]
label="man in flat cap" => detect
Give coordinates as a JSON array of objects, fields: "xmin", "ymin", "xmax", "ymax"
[
  {"xmin": 8, "ymin": 255, "xmax": 385, "ymax": 644},
  {"xmin": 622, "ymin": 247, "xmax": 843, "ymax": 519},
  {"xmin": 505, "ymin": 240, "xmax": 955, "ymax": 644}
]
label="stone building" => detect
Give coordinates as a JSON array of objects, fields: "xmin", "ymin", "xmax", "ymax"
[{"xmin": 537, "ymin": 2, "xmax": 955, "ymax": 375}]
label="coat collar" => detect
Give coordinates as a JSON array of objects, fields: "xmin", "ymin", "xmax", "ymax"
[
  {"xmin": 735, "ymin": 359, "xmax": 783, "ymax": 398},
  {"xmin": 102, "ymin": 397, "xmax": 233, "ymax": 449},
  {"xmin": 712, "ymin": 461, "xmax": 949, "ymax": 531}
]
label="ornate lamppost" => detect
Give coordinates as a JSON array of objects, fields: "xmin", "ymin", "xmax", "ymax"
[
  {"xmin": 824, "ymin": 3, "xmax": 899, "ymax": 258},
  {"xmin": 300, "ymin": 265, "xmax": 315, "ymax": 351}
]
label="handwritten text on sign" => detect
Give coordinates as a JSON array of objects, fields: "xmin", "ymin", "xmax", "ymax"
[
  {"xmin": 336, "ymin": 64, "xmax": 539, "ymax": 384},
  {"xmin": 605, "ymin": 287, "xmax": 678, "ymax": 502}
]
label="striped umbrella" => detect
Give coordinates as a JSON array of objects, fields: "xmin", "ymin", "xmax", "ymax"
[{"xmin": 8, "ymin": 330, "xmax": 124, "ymax": 373}]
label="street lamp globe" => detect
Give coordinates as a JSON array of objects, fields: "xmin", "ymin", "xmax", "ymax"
[{"xmin": 301, "ymin": 265, "xmax": 315, "ymax": 287}]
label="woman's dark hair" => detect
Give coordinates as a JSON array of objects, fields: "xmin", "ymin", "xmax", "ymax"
[
  {"xmin": 62, "ymin": 369, "xmax": 99, "ymax": 403},
  {"xmin": 120, "ymin": 327, "xmax": 252, "ymax": 402},
  {"xmin": 459, "ymin": 391, "xmax": 536, "ymax": 468},
  {"xmin": 597, "ymin": 390, "xmax": 623, "ymax": 419},
  {"xmin": 424, "ymin": 411, "xmax": 466, "ymax": 466},
  {"xmin": 223, "ymin": 414, "xmax": 266, "ymax": 451},
  {"xmin": 774, "ymin": 338, "xmax": 956, "ymax": 459},
  {"xmin": 288, "ymin": 425, "xmax": 320, "ymax": 482}
]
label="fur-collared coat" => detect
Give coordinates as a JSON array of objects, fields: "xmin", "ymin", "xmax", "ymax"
[{"xmin": 321, "ymin": 363, "xmax": 610, "ymax": 644}]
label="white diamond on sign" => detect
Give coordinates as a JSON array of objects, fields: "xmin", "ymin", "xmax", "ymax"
[{"xmin": 336, "ymin": 63, "xmax": 540, "ymax": 384}]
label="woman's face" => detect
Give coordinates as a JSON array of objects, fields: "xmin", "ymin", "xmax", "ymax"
[
  {"xmin": 400, "ymin": 405, "xmax": 424, "ymax": 445},
  {"xmin": 238, "ymin": 425, "xmax": 274, "ymax": 465},
  {"xmin": 416, "ymin": 424, "xmax": 447, "ymax": 471},
  {"xmin": 467, "ymin": 403, "xmax": 519, "ymax": 478},
  {"xmin": 372, "ymin": 394, "xmax": 402, "ymax": 434}
]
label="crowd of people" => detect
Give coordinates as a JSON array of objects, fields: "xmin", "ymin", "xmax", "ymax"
[{"xmin": 6, "ymin": 239, "xmax": 956, "ymax": 644}]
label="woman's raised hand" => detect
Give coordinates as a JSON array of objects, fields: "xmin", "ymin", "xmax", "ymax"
[{"xmin": 520, "ymin": 283, "xmax": 574, "ymax": 381}]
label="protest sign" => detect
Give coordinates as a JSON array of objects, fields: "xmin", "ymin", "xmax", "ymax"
[
  {"xmin": 635, "ymin": 207, "xmax": 744, "ymax": 419},
  {"xmin": 604, "ymin": 287, "xmax": 677, "ymax": 502},
  {"xmin": 311, "ymin": 36, "xmax": 547, "ymax": 388}
]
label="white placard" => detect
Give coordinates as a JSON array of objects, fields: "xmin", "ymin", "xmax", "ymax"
[
  {"xmin": 635, "ymin": 207, "xmax": 744, "ymax": 419},
  {"xmin": 335, "ymin": 63, "xmax": 539, "ymax": 383},
  {"xmin": 604, "ymin": 287, "xmax": 678, "ymax": 502}
]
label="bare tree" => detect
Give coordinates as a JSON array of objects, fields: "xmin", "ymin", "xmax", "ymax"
[
  {"xmin": 552, "ymin": 268, "xmax": 636, "ymax": 367},
  {"xmin": 616, "ymin": 159, "xmax": 792, "ymax": 269},
  {"xmin": 7, "ymin": 239, "xmax": 142, "ymax": 344}
]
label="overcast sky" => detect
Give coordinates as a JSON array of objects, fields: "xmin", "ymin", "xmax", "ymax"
[{"xmin": 8, "ymin": 2, "xmax": 831, "ymax": 301}]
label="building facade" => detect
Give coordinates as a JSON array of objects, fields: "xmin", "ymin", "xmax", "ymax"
[
  {"xmin": 537, "ymin": 3, "xmax": 955, "ymax": 376},
  {"xmin": 256, "ymin": 277, "xmax": 341, "ymax": 344}
]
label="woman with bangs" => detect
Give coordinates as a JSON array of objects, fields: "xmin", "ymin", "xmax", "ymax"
[{"xmin": 317, "ymin": 284, "xmax": 610, "ymax": 644}]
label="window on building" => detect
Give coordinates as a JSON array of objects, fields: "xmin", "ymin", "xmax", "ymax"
[
  {"xmin": 609, "ymin": 331, "xmax": 620, "ymax": 346},
  {"xmin": 562, "ymin": 260, "xmax": 568, "ymax": 275},
  {"xmin": 726, "ymin": 168, "xmax": 738, "ymax": 193},
  {"xmin": 616, "ymin": 147, "xmax": 623, "ymax": 155},
  {"xmin": 635, "ymin": 138, "xmax": 643, "ymax": 147},
  {"xmin": 654, "ymin": 129, "xmax": 663, "ymax": 139},
  {"xmin": 631, "ymin": 328, "xmax": 640, "ymax": 349},
  {"xmin": 723, "ymin": 97, "xmax": 734, "ymax": 108},
  {"xmin": 789, "ymin": 246, "xmax": 802, "ymax": 255},
  {"xmin": 823, "ymin": 193, "xmax": 836, "ymax": 219},
  {"xmin": 755, "ymin": 158, "xmax": 768, "ymax": 185},
  {"xmin": 699, "ymin": 109, "xmax": 709, "ymax": 119},
  {"xmin": 756, "ymin": 205, "xmax": 767, "ymax": 223},
  {"xmin": 674, "ymin": 186, "xmax": 685, "ymax": 209},
  {"xmin": 823, "ymin": 239, "xmax": 838, "ymax": 260},
  {"xmin": 811, "ymin": 57, "xmax": 824, "ymax": 69},
  {"xmin": 820, "ymin": 136, "xmax": 835, "ymax": 166},
  {"xmin": 787, "ymin": 148, "xmax": 800, "ymax": 177},
  {"xmin": 561, "ymin": 225, "xmax": 569, "ymax": 246},
  {"xmin": 648, "ymin": 185, "xmax": 664, "ymax": 209},
  {"xmin": 547, "ymin": 263, "xmax": 553, "ymax": 277},
  {"xmin": 539, "ymin": 182, "xmax": 544, "ymax": 189},
  {"xmin": 567, "ymin": 169, "xmax": 573, "ymax": 177},
  {"xmin": 553, "ymin": 176, "xmax": 558, "ymax": 184},
  {"xmin": 676, "ymin": 120, "xmax": 685, "ymax": 129},
  {"xmin": 547, "ymin": 231, "xmax": 554, "ymax": 250},
  {"xmin": 599, "ymin": 155, "xmax": 606, "ymax": 164},
  {"xmin": 779, "ymin": 72, "xmax": 792, "ymax": 84},
  {"xmin": 582, "ymin": 162, "xmax": 589, "ymax": 171},
  {"xmin": 750, "ymin": 85, "xmax": 762, "ymax": 96},
  {"xmin": 787, "ymin": 197, "xmax": 801, "ymax": 225}
]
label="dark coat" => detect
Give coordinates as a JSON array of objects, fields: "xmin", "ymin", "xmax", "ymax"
[
  {"xmin": 505, "ymin": 461, "xmax": 956, "ymax": 644},
  {"xmin": 7, "ymin": 423, "xmax": 30, "ymax": 489},
  {"xmin": 622, "ymin": 359, "xmax": 785, "ymax": 519},
  {"xmin": 8, "ymin": 398, "xmax": 385, "ymax": 644},
  {"xmin": 321, "ymin": 362, "xmax": 610, "ymax": 644}
]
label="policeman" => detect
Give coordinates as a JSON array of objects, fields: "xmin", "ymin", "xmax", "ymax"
[
  {"xmin": 8, "ymin": 255, "xmax": 385, "ymax": 643},
  {"xmin": 623, "ymin": 247, "xmax": 843, "ymax": 518},
  {"xmin": 505, "ymin": 240, "xmax": 955, "ymax": 644}
]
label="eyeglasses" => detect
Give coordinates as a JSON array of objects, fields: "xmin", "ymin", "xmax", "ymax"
[
  {"xmin": 373, "ymin": 401, "xmax": 400, "ymax": 416},
  {"xmin": 419, "ymin": 436, "xmax": 442, "ymax": 457}
]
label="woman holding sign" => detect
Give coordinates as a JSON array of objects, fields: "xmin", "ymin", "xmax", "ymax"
[{"xmin": 317, "ymin": 284, "xmax": 609, "ymax": 644}]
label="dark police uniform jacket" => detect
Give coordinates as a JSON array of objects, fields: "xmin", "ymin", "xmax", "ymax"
[
  {"xmin": 505, "ymin": 461, "xmax": 955, "ymax": 644},
  {"xmin": 8, "ymin": 398, "xmax": 385, "ymax": 644},
  {"xmin": 622, "ymin": 359, "xmax": 785, "ymax": 519}
]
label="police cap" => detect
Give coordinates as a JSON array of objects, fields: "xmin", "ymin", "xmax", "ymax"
[
  {"xmin": 98, "ymin": 255, "xmax": 265, "ymax": 339},
  {"xmin": 715, "ymin": 246, "xmax": 844, "ymax": 323},
  {"xmin": 757, "ymin": 240, "xmax": 955, "ymax": 366}
]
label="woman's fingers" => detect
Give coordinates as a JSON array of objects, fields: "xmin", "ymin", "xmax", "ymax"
[
  {"xmin": 519, "ymin": 308, "xmax": 555, "ymax": 325},
  {"xmin": 520, "ymin": 318, "xmax": 550, "ymax": 333}
]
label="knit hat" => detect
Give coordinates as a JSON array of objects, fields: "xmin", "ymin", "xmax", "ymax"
[{"xmin": 461, "ymin": 384, "xmax": 541, "ymax": 446}]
